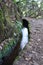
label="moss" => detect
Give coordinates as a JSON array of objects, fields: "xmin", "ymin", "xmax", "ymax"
[
  {"xmin": 0, "ymin": 9, "xmax": 4, "ymax": 36},
  {"xmin": 0, "ymin": 9, "xmax": 4, "ymax": 22},
  {"xmin": 0, "ymin": 38, "xmax": 17, "ymax": 58},
  {"xmin": 0, "ymin": 0, "xmax": 2, "ymax": 3},
  {"xmin": 0, "ymin": 20, "xmax": 22, "ymax": 59}
]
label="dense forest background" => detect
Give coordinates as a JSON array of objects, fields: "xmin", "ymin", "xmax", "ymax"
[{"xmin": 0, "ymin": 0, "xmax": 43, "ymax": 43}]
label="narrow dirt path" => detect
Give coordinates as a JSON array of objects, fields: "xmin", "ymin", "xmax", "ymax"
[{"xmin": 13, "ymin": 18, "xmax": 43, "ymax": 65}]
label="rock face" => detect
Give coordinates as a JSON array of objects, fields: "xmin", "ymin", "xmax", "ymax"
[
  {"xmin": 0, "ymin": 0, "xmax": 22, "ymax": 62},
  {"xmin": 0, "ymin": 35, "xmax": 21, "ymax": 65},
  {"xmin": 0, "ymin": 0, "xmax": 21, "ymax": 43},
  {"xmin": 0, "ymin": 4, "xmax": 23, "ymax": 62},
  {"xmin": 0, "ymin": 21, "xmax": 22, "ymax": 65},
  {"xmin": 2, "ymin": 42, "xmax": 20, "ymax": 65}
]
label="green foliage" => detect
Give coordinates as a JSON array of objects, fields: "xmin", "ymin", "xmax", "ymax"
[
  {"xmin": 0, "ymin": 38, "xmax": 16, "ymax": 59},
  {"xmin": 15, "ymin": 20, "xmax": 22, "ymax": 32},
  {"xmin": 0, "ymin": 51, "xmax": 2, "ymax": 59},
  {"xmin": 0, "ymin": 9, "xmax": 4, "ymax": 22},
  {"xmin": 15, "ymin": 0, "xmax": 43, "ymax": 18},
  {"xmin": 0, "ymin": 0, "xmax": 2, "ymax": 3},
  {"xmin": 0, "ymin": 20, "xmax": 22, "ymax": 59},
  {"xmin": 0, "ymin": 9, "xmax": 4, "ymax": 35},
  {"xmin": 13, "ymin": 0, "xmax": 19, "ymax": 3}
]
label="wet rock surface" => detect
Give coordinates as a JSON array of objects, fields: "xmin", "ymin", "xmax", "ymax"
[{"xmin": 13, "ymin": 18, "xmax": 43, "ymax": 65}]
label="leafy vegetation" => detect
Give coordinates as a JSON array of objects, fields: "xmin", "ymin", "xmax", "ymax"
[
  {"xmin": 13, "ymin": 0, "xmax": 43, "ymax": 18},
  {"xmin": 0, "ymin": 20, "xmax": 22, "ymax": 59},
  {"xmin": 0, "ymin": 38, "xmax": 16, "ymax": 59}
]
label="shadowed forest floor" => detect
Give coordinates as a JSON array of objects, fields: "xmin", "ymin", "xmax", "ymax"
[{"xmin": 13, "ymin": 18, "xmax": 43, "ymax": 65}]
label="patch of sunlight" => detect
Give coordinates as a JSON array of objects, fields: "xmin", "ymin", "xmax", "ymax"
[{"xmin": 38, "ymin": 1, "xmax": 41, "ymax": 8}]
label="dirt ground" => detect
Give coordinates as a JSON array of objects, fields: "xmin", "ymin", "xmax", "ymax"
[{"xmin": 13, "ymin": 18, "xmax": 43, "ymax": 65}]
